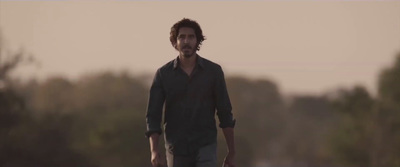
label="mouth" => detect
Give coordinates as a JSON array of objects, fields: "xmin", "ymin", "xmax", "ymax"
[{"xmin": 182, "ymin": 46, "xmax": 192, "ymax": 50}]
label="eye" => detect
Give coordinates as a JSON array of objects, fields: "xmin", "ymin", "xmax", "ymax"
[{"xmin": 178, "ymin": 35, "xmax": 185, "ymax": 39}]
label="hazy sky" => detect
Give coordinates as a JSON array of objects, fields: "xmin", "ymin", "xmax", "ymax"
[{"xmin": 1, "ymin": 1, "xmax": 399, "ymax": 95}]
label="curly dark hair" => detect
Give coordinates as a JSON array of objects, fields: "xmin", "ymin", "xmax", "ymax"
[{"xmin": 170, "ymin": 18, "xmax": 206, "ymax": 51}]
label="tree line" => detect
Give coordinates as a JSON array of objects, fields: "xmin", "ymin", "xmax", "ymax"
[{"xmin": 1, "ymin": 36, "xmax": 399, "ymax": 167}]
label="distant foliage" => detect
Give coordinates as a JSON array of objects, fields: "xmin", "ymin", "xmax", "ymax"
[
  {"xmin": 329, "ymin": 53, "xmax": 400, "ymax": 167},
  {"xmin": 2, "ymin": 31, "xmax": 399, "ymax": 166}
]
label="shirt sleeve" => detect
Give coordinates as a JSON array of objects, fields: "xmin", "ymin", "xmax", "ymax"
[
  {"xmin": 215, "ymin": 66, "xmax": 236, "ymax": 128},
  {"xmin": 145, "ymin": 68, "xmax": 166, "ymax": 138}
]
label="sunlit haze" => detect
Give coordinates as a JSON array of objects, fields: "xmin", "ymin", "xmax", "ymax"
[{"xmin": 1, "ymin": 1, "xmax": 399, "ymax": 95}]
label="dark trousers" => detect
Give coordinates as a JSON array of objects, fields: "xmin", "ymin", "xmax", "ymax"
[{"xmin": 165, "ymin": 142, "xmax": 217, "ymax": 167}]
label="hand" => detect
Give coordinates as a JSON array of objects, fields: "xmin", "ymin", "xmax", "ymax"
[
  {"xmin": 222, "ymin": 152, "xmax": 235, "ymax": 167},
  {"xmin": 151, "ymin": 150, "xmax": 165, "ymax": 167}
]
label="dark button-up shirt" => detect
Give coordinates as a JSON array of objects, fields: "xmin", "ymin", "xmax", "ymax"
[{"xmin": 145, "ymin": 55, "xmax": 235, "ymax": 156}]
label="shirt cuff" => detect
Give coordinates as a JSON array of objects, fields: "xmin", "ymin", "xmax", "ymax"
[
  {"xmin": 145, "ymin": 129, "xmax": 162, "ymax": 138},
  {"xmin": 219, "ymin": 119, "xmax": 236, "ymax": 128}
]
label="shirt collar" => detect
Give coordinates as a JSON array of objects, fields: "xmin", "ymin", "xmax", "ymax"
[{"xmin": 173, "ymin": 54, "xmax": 204, "ymax": 70}]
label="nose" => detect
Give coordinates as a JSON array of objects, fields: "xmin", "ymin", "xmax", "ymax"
[{"xmin": 183, "ymin": 37, "xmax": 189, "ymax": 43}]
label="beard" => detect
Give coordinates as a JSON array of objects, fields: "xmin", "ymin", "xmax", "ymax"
[
  {"xmin": 183, "ymin": 51, "xmax": 193, "ymax": 58},
  {"xmin": 180, "ymin": 45, "xmax": 196, "ymax": 58}
]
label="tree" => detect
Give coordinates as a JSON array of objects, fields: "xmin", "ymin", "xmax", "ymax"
[
  {"xmin": 0, "ymin": 31, "xmax": 92, "ymax": 167},
  {"xmin": 374, "ymin": 53, "xmax": 400, "ymax": 166},
  {"xmin": 329, "ymin": 86, "xmax": 375, "ymax": 167},
  {"xmin": 279, "ymin": 95, "xmax": 337, "ymax": 166},
  {"xmin": 225, "ymin": 76, "xmax": 284, "ymax": 166},
  {"xmin": 329, "ymin": 53, "xmax": 400, "ymax": 167}
]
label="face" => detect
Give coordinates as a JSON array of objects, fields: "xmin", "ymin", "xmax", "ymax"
[{"xmin": 176, "ymin": 27, "xmax": 197, "ymax": 58}]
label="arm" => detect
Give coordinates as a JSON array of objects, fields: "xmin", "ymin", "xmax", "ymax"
[
  {"xmin": 145, "ymin": 69, "xmax": 166, "ymax": 167},
  {"xmin": 222, "ymin": 127, "xmax": 235, "ymax": 154},
  {"xmin": 222, "ymin": 127, "xmax": 236, "ymax": 167},
  {"xmin": 214, "ymin": 66, "xmax": 235, "ymax": 129},
  {"xmin": 149, "ymin": 133, "xmax": 164, "ymax": 167},
  {"xmin": 149, "ymin": 133, "xmax": 161, "ymax": 153},
  {"xmin": 214, "ymin": 66, "xmax": 236, "ymax": 167}
]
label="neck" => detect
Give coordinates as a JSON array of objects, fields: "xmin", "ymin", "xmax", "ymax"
[{"xmin": 179, "ymin": 54, "xmax": 197, "ymax": 68}]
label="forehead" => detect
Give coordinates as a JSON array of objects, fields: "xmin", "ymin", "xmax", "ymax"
[{"xmin": 178, "ymin": 27, "xmax": 195, "ymax": 35}]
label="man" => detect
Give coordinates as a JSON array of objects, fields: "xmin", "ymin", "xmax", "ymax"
[{"xmin": 145, "ymin": 18, "xmax": 236, "ymax": 167}]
